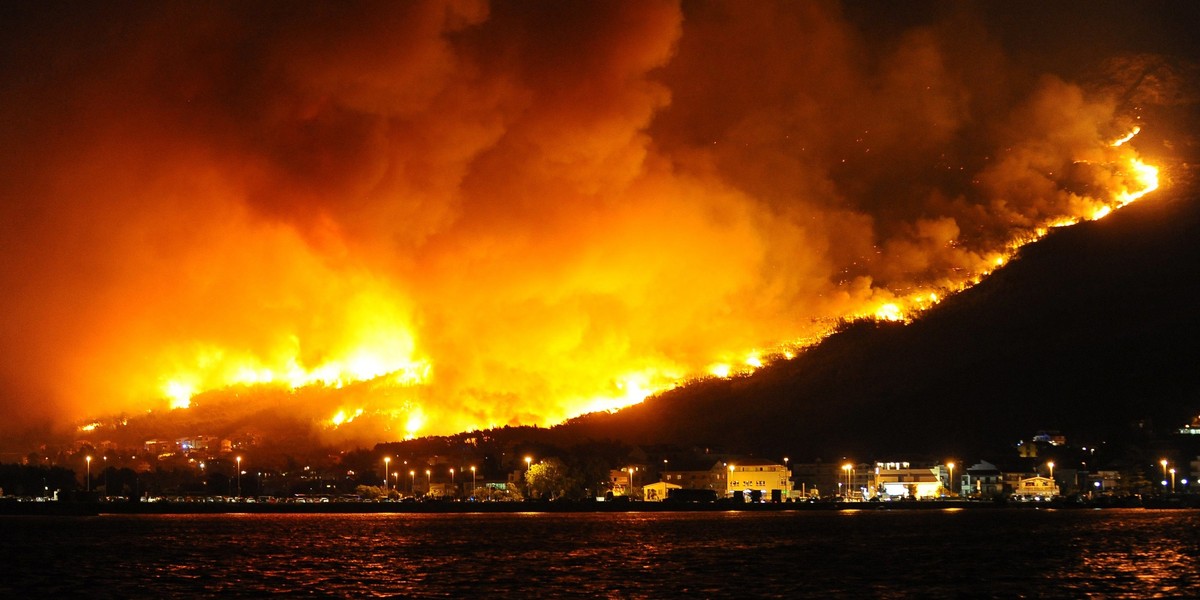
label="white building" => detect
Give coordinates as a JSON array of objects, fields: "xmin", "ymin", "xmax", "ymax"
[{"xmin": 876, "ymin": 462, "xmax": 942, "ymax": 499}]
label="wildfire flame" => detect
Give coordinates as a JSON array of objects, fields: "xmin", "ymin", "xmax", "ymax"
[
  {"xmin": 837, "ymin": 126, "xmax": 1160, "ymax": 329},
  {"xmin": 150, "ymin": 125, "xmax": 1163, "ymax": 433},
  {"xmin": 3, "ymin": 4, "xmax": 1170, "ymax": 445}
]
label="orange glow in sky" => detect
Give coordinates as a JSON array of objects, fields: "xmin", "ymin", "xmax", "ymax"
[{"xmin": 0, "ymin": 2, "xmax": 1171, "ymax": 445}]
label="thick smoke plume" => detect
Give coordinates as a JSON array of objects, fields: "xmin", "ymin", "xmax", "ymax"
[{"xmin": 0, "ymin": 1, "xmax": 1177, "ymax": 445}]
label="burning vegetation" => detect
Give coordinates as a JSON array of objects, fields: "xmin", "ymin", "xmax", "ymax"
[{"xmin": 0, "ymin": 2, "xmax": 1186, "ymax": 447}]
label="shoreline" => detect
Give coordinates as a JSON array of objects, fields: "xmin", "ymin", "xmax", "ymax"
[{"xmin": 3, "ymin": 496, "xmax": 1193, "ymax": 516}]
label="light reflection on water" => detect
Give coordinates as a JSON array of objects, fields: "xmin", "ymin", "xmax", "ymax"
[{"xmin": 2, "ymin": 509, "xmax": 1199, "ymax": 598}]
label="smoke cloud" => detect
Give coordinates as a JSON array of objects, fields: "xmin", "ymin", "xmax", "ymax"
[{"xmin": 0, "ymin": 1, "xmax": 1179, "ymax": 444}]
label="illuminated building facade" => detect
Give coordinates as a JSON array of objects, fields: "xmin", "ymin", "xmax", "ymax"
[
  {"xmin": 642, "ymin": 481, "xmax": 681, "ymax": 501},
  {"xmin": 1013, "ymin": 476, "xmax": 1059, "ymax": 499},
  {"xmin": 875, "ymin": 462, "xmax": 942, "ymax": 499},
  {"xmin": 724, "ymin": 460, "xmax": 791, "ymax": 501}
]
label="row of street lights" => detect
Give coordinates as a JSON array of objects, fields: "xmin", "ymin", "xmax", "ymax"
[
  {"xmin": 383, "ymin": 457, "xmax": 481, "ymax": 498},
  {"xmin": 1161, "ymin": 458, "xmax": 1185, "ymax": 492},
  {"xmin": 84, "ymin": 454, "xmax": 244, "ymax": 496}
]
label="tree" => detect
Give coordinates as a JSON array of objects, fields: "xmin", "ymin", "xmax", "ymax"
[
  {"xmin": 525, "ymin": 458, "xmax": 569, "ymax": 500},
  {"xmin": 354, "ymin": 485, "xmax": 397, "ymax": 500}
]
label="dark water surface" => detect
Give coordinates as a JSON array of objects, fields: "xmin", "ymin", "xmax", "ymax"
[{"xmin": 3, "ymin": 509, "xmax": 1198, "ymax": 598}]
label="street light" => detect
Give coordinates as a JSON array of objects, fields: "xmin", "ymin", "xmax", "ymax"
[
  {"xmin": 425, "ymin": 469, "xmax": 431, "ymax": 497},
  {"xmin": 470, "ymin": 466, "xmax": 477, "ymax": 500},
  {"xmin": 728, "ymin": 464, "xmax": 735, "ymax": 497},
  {"xmin": 842, "ymin": 464, "xmax": 852, "ymax": 500},
  {"xmin": 524, "ymin": 456, "xmax": 533, "ymax": 499},
  {"xmin": 409, "ymin": 470, "xmax": 415, "ymax": 495},
  {"xmin": 946, "ymin": 462, "xmax": 955, "ymax": 497},
  {"xmin": 627, "ymin": 467, "xmax": 637, "ymax": 498},
  {"xmin": 86, "ymin": 455, "xmax": 92, "ymax": 492},
  {"xmin": 236, "ymin": 456, "xmax": 242, "ymax": 497},
  {"xmin": 384, "ymin": 457, "xmax": 391, "ymax": 492},
  {"xmin": 1170, "ymin": 468, "xmax": 1176, "ymax": 492},
  {"xmin": 450, "ymin": 468, "xmax": 456, "ymax": 499},
  {"xmin": 1161, "ymin": 459, "xmax": 1169, "ymax": 484},
  {"xmin": 1047, "ymin": 461, "xmax": 1054, "ymax": 483}
]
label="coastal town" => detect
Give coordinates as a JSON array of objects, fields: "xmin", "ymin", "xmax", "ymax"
[{"xmin": 5, "ymin": 416, "xmax": 1200, "ymax": 510}]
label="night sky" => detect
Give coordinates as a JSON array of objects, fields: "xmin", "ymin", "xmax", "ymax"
[{"xmin": 0, "ymin": 1, "xmax": 1195, "ymax": 446}]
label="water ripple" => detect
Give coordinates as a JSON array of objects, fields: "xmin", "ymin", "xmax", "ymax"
[{"xmin": 2, "ymin": 510, "xmax": 1199, "ymax": 598}]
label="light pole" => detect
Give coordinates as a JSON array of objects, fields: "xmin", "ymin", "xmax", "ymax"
[
  {"xmin": 409, "ymin": 470, "xmax": 415, "ymax": 496},
  {"xmin": 1170, "ymin": 468, "xmax": 1176, "ymax": 492},
  {"xmin": 783, "ymin": 457, "xmax": 790, "ymax": 499},
  {"xmin": 728, "ymin": 464, "xmax": 735, "ymax": 498},
  {"xmin": 1160, "ymin": 459, "xmax": 1169, "ymax": 492},
  {"xmin": 470, "ymin": 466, "xmax": 476, "ymax": 500},
  {"xmin": 103, "ymin": 456, "xmax": 108, "ymax": 497},
  {"xmin": 842, "ymin": 464, "xmax": 851, "ymax": 500},
  {"xmin": 86, "ymin": 455, "xmax": 92, "ymax": 492},
  {"xmin": 524, "ymin": 456, "xmax": 532, "ymax": 499},
  {"xmin": 450, "ymin": 468, "xmax": 456, "ymax": 499},
  {"xmin": 946, "ymin": 462, "xmax": 955, "ymax": 497},
  {"xmin": 384, "ymin": 457, "xmax": 391, "ymax": 492},
  {"xmin": 425, "ymin": 469, "xmax": 431, "ymax": 497},
  {"xmin": 236, "ymin": 456, "xmax": 242, "ymax": 497}
]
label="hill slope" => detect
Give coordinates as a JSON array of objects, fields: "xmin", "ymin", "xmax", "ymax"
[{"xmin": 562, "ymin": 174, "xmax": 1200, "ymax": 459}]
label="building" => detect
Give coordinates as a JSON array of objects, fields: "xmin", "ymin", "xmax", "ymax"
[
  {"xmin": 725, "ymin": 459, "xmax": 791, "ymax": 501},
  {"xmin": 1013, "ymin": 476, "xmax": 1059, "ymax": 500},
  {"xmin": 143, "ymin": 439, "xmax": 174, "ymax": 456},
  {"xmin": 642, "ymin": 481, "xmax": 681, "ymax": 502},
  {"xmin": 876, "ymin": 462, "xmax": 942, "ymax": 499},
  {"xmin": 427, "ymin": 482, "xmax": 457, "ymax": 499},
  {"xmin": 1032, "ymin": 430, "xmax": 1067, "ymax": 446},
  {"xmin": 1176, "ymin": 415, "xmax": 1200, "ymax": 435},
  {"xmin": 964, "ymin": 461, "xmax": 1005, "ymax": 498},
  {"xmin": 1086, "ymin": 470, "xmax": 1121, "ymax": 495},
  {"xmin": 609, "ymin": 468, "xmax": 641, "ymax": 497},
  {"xmin": 661, "ymin": 459, "xmax": 790, "ymax": 500},
  {"xmin": 176, "ymin": 435, "xmax": 217, "ymax": 454},
  {"xmin": 661, "ymin": 464, "xmax": 725, "ymax": 494}
]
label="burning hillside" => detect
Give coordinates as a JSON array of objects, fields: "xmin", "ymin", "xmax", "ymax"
[{"xmin": 0, "ymin": 2, "xmax": 1189, "ymax": 447}]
